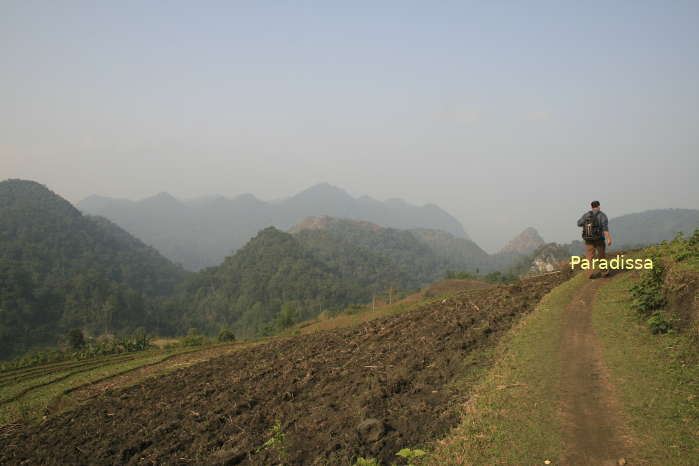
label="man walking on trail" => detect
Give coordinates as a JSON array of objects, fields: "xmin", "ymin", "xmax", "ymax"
[{"xmin": 577, "ymin": 200, "xmax": 612, "ymax": 278}]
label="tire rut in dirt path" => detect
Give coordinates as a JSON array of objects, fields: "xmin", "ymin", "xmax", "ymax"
[{"xmin": 558, "ymin": 277, "xmax": 632, "ymax": 466}]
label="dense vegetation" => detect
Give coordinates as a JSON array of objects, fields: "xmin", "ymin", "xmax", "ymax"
[
  {"xmin": 409, "ymin": 228, "xmax": 495, "ymax": 273},
  {"xmin": 0, "ymin": 179, "xmax": 188, "ymax": 359},
  {"xmin": 295, "ymin": 220, "xmax": 443, "ymax": 290},
  {"xmin": 168, "ymin": 227, "xmax": 368, "ymax": 338},
  {"xmin": 629, "ymin": 229, "xmax": 699, "ymax": 334},
  {"xmin": 166, "ymin": 220, "xmax": 508, "ymax": 339}
]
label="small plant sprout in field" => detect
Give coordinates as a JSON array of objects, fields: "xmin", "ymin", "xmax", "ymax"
[
  {"xmin": 396, "ymin": 447, "xmax": 427, "ymax": 465},
  {"xmin": 257, "ymin": 419, "xmax": 287, "ymax": 457},
  {"xmin": 353, "ymin": 458, "xmax": 380, "ymax": 466}
]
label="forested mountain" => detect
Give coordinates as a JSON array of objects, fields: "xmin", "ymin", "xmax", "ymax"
[
  {"xmin": 78, "ymin": 183, "xmax": 468, "ymax": 270},
  {"xmin": 608, "ymin": 209, "xmax": 699, "ymax": 248},
  {"xmin": 292, "ymin": 217, "xmax": 443, "ymax": 290},
  {"xmin": 0, "ymin": 179, "xmax": 188, "ymax": 358},
  {"xmin": 408, "ymin": 228, "xmax": 494, "ymax": 273},
  {"xmin": 169, "ymin": 227, "xmax": 367, "ymax": 338},
  {"xmin": 168, "ymin": 218, "xmax": 493, "ymax": 339}
]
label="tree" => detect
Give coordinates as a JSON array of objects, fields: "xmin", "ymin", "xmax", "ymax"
[{"xmin": 67, "ymin": 328, "xmax": 85, "ymax": 351}]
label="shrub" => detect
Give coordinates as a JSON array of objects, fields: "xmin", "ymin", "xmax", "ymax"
[
  {"xmin": 217, "ymin": 328, "xmax": 236, "ymax": 342},
  {"xmin": 67, "ymin": 328, "xmax": 86, "ymax": 351},
  {"xmin": 344, "ymin": 304, "xmax": 365, "ymax": 315},
  {"xmin": 445, "ymin": 270, "xmax": 475, "ymax": 280},
  {"xmin": 630, "ymin": 255, "xmax": 666, "ymax": 315},
  {"xmin": 396, "ymin": 448, "xmax": 427, "ymax": 465},
  {"xmin": 646, "ymin": 311, "xmax": 672, "ymax": 334},
  {"xmin": 182, "ymin": 327, "xmax": 206, "ymax": 347}
]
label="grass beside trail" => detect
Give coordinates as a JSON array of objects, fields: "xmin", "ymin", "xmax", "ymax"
[
  {"xmin": 593, "ymin": 273, "xmax": 699, "ymax": 465},
  {"xmin": 425, "ymin": 273, "xmax": 587, "ymax": 465}
]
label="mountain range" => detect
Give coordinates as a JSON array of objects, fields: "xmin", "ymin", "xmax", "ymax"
[
  {"xmin": 2, "ymin": 178, "xmax": 697, "ymax": 357},
  {"xmin": 79, "ymin": 183, "xmax": 468, "ymax": 271}
]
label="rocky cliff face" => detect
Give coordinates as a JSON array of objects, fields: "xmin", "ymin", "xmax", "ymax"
[
  {"xmin": 528, "ymin": 243, "xmax": 571, "ymax": 274},
  {"xmin": 498, "ymin": 227, "xmax": 546, "ymax": 255}
]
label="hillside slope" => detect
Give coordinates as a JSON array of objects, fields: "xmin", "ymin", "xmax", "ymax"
[
  {"xmin": 0, "ymin": 179, "xmax": 188, "ymax": 358},
  {"xmin": 171, "ymin": 227, "xmax": 367, "ymax": 338},
  {"xmin": 170, "ymin": 221, "xmax": 486, "ymax": 338},
  {"xmin": 610, "ymin": 208, "xmax": 699, "ymax": 248},
  {"xmin": 292, "ymin": 217, "xmax": 444, "ymax": 290},
  {"xmin": 0, "ymin": 272, "xmax": 569, "ymax": 465}
]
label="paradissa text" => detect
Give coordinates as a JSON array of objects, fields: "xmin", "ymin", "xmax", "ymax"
[{"xmin": 570, "ymin": 255, "xmax": 653, "ymax": 270}]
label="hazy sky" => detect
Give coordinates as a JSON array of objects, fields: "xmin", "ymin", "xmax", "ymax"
[{"xmin": 3, "ymin": 1, "xmax": 698, "ymax": 251}]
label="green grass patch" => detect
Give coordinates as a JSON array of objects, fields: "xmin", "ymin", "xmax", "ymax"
[
  {"xmin": 593, "ymin": 273, "xmax": 699, "ymax": 464},
  {"xmin": 425, "ymin": 273, "xmax": 587, "ymax": 465}
]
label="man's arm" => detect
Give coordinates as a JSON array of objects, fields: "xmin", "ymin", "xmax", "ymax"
[
  {"xmin": 601, "ymin": 213, "xmax": 612, "ymax": 246},
  {"xmin": 576, "ymin": 212, "xmax": 588, "ymax": 227}
]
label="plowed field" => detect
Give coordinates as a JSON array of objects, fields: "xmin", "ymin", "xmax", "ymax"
[{"xmin": 0, "ymin": 271, "xmax": 571, "ymax": 465}]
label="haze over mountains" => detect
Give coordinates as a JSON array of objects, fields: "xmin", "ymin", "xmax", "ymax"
[
  {"xmin": 609, "ymin": 209, "xmax": 699, "ymax": 248},
  {"xmin": 0, "ymin": 180, "xmax": 492, "ymax": 356},
  {"xmin": 79, "ymin": 182, "xmax": 699, "ymax": 273},
  {"xmin": 79, "ymin": 183, "xmax": 468, "ymax": 271}
]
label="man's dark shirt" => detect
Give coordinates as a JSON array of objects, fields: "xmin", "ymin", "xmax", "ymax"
[{"xmin": 577, "ymin": 210, "xmax": 609, "ymax": 241}]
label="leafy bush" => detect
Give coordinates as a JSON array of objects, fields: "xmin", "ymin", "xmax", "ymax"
[
  {"xmin": 217, "ymin": 328, "xmax": 236, "ymax": 342},
  {"xmin": 396, "ymin": 447, "xmax": 427, "ymax": 465},
  {"xmin": 344, "ymin": 304, "xmax": 366, "ymax": 315},
  {"xmin": 182, "ymin": 328, "xmax": 206, "ymax": 347},
  {"xmin": 646, "ymin": 311, "xmax": 673, "ymax": 334},
  {"xmin": 67, "ymin": 328, "xmax": 86, "ymax": 350},
  {"xmin": 630, "ymin": 255, "xmax": 666, "ymax": 315},
  {"xmin": 445, "ymin": 270, "xmax": 475, "ymax": 279},
  {"xmin": 483, "ymin": 271, "xmax": 518, "ymax": 284}
]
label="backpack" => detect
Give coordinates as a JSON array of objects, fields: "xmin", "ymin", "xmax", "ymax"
[{"xmin": 582, "ymin": 210, "xmax": 602, "ymax": 242}]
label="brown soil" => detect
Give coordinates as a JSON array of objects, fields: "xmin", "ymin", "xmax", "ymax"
[
  {"xmin": 0, "ymin": 271, "xmax": 570, "ymax": 465},
  {"xmin": 422, "ymin": 279, "xmax": 494, "ymax": 298},
  {"xmin": 558, "ymin": 276, "xmax": 632, "ymax": 465},
  {"xmin": 46, "ymin": 344, "xmax": 260, "ymax": 415},
  {"xmin": 665, "ymin": 267, "xmax": 699, "ymax": 330}
]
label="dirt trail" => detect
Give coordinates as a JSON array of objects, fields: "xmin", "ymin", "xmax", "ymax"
[{"xmin": 559, "ymin": 277, "xmax": 632, "ymax": 465}]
